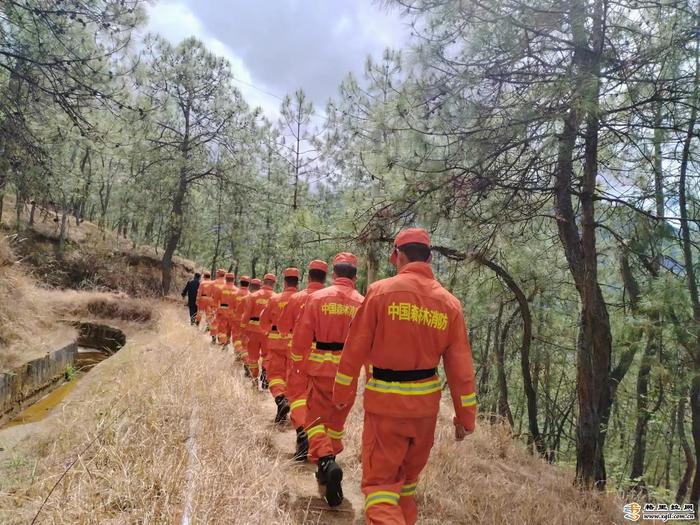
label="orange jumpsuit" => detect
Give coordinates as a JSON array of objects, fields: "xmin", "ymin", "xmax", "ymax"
[
  {"xmin": 231, "ymin": 284, "xmax": 250, "ymax": 355},
  {"xmin": 333, "ymin": 262, "xmax": 477, "ymax": 525},
  {"xmin": 241, "ymin": 284, "xmax": 275, "ymax": 378},
  {"xmin": 278, "ymin": 281, "xmax": 325, "ymax": 429},
  {"xmin": 292, "ymin": 277, "xmax": 364, "ymax": 463},
  {"xmin": 195, "ymin": 277, "xmax": 213, "ymax": 325},
  {"xmin": 259, "ymin": 285, "xmax": 298, "ymax": 398},
  {"xmin": 208, "ymin": 274, "xmax": 227, "ymax": 339},
  {"xmin": 214, "ymin": 278, "xmax": 238, "ymax": 345}
]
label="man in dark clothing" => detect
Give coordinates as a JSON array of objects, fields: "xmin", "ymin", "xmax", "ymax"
[{"xmin": 182, "ymin": 273, "xmax": 201, "ymax": 325}]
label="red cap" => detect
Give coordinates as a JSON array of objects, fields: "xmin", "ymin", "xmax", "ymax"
[
  {"xmin": 333, "ymin": 252, "xmax": 358, "ymax": 267},
  {"xmin": 216, "ymin": 268, "xmax": 226, "ymax": 277},
  {"xmin": 389, "ymin": 228, "xmax": 431, "ymax": 265},
  {"xmin": 263, "ymin": 273, "xmax": 277, "ymax": 283},
  {"xmin": 239, "ymin": 275, "xmax": 250, "ymax": 282},
  {"xmin": 225, "ymin": 272, "xmax": 235, "ymax": 280},
  {"xmin": 284, "ymin": 267, "xmax": 300, "ymax": 278},
  {"xmin": 308, "ymin": 260, "xmax": 328, "ymax": 272},
  {"xmin": 250, "ymin": 278, "xmax": 262, "ymax": 286}
]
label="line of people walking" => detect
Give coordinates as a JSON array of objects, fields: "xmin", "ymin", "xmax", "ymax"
[{"xmin": 182, "ymin": 228, "xmax": 477, "ymax": 525}]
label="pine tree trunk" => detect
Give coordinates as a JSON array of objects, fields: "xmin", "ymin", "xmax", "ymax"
[
  {"xmin": 677, "ymin": 393, "xmax": 695, "ymax": 503},
  {"xmin": 161, "ymin": 171, "xmax": 187, "ymax": 295}
]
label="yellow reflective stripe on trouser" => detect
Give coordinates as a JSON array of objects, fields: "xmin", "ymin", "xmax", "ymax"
[
  {"xmin": 307, "ymin": 424, "xmax": 325, "ymax": 440},
  {"xmin": 309, "ymin": 351, "xmax": 341, "ymax": 364},
  {"xmin": 400, "ymin": 481, "xmax": 417, "ymax": 497},
  {"xmin": 290, "ymin": 399, "xmax": 306, "ymax": 410},
  {"xmin": 364, "ymin": 491, "xmax": 400, "ymax": 511},
  {"xmin": 365, "ymin": 377, "xmax": 442, "ymax": 396},
  {"xmin": 461, "ymin": 392, "xmax": 477, "ymax": 407},
  {"xmin": 335, "ymin": 372, "xmax": 353, "ymax": 386},
  {"xmin": 290, "ymin": 353, "xmax": 303, "ymax": 362},
  {"xmin": 327, "ymin": 427, "xmax": 344, "ymax": 440},
  {"xmin": 268, "ymin": 332, "xmax": 282, "ymax": 340},
  {"xmin": 269, "ymin": 379, "xmax": 285, "ymax": 388}
]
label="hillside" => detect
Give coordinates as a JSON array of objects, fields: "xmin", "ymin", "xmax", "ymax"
[{"xmin": 1, "ymin": 196, "xmax": 196, "ymax": 297}]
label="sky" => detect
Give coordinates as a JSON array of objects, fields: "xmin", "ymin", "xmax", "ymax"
[{"xmin": 144, "ymin": 0, "xmax": 409, "ymax": 120}]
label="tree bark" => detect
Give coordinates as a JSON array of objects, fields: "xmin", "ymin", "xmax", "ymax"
[
  {"xmin": 554, "ymin": 0, "xmax": 611, "ymax": 490},
  {"xmin": 630, "ymin": 336, "xmax": 661, "ymax": 491},
  {"xmin": 677, "ymin": 393, "xmax": 695, "ymax": 504},
  {"xmin": 470, "ymin": 253, "xmax": 544, "ymax": 455},
  {"xmin": 161, "ymin": 170, "xmax": 187, "ymax": 295},
  {"xmin": 496, "ymin": 307, "xmax": 515, "ymax": 427},
  {"xmin": 681, "ymin": 21, "xmax": 700, "ymax": 510}
]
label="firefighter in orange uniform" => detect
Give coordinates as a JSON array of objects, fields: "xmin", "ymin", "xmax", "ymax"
[
  {"xmin": 231, "ymin": 275, "xmax": 251, "ymax": 359},
  {"xmin": 241, "ymin": 274, "xmax": 276, "ymax": 385},
  {"xmin": 278, "ymin": 259, "xmax": 328, "ymax": 460},
  {"xmin": 291, "ymin": 253, "xmax": 364, "ymax": 507},
  {"xmin": 260, "ymin": 267, "xmax": 299, "ymax": 423},
  {"xmin": 333, "ymin": 228, "xmax": 477, "ymax": 525},
  {"xmin": 195, "ymin": 271, "xmax": 212, "ymax": 326},
  {"xmin": 213, "ymin": 272, "xmax": 238, "ymax": 346},
  {"xmin": 239, "ymin": 278, "xmax": 261, "ymax": 372},
  {"xmin": 208, "ymin": 268, "xmax": 227, "ymax": 342}
]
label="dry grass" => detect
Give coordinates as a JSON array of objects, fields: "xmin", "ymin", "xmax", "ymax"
[
  {"xmin": 0, "ymin": 236, "xmax": 76, "ymax": 370},
  {"xmin": 0, "ymin": 306, "xmax": 295, "ymax": 524},
  {"xmin": 50, "ymin": 290, "xmax": 157, "ymax": 324},
  {"xmin": 0, "ymin": 304, "xmax": 631, "ymax": 524}
]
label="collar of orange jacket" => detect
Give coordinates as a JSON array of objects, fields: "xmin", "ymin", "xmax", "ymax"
[
  {"xmin": 306, "ymin": 282, "xmax": 325, "ymax": 291},
  {"xmin": 283, "ymin": 286, "xmax": 298, "ymax": 293},
  {"xmin": 332, "ymin": 277, "xmax": 356, "ymax": 289},
  {"xmin": 398, "ymin": 261, "xmax": 435, "ymax": 279},
  {"xmin": 262, "ymin": 284, "xmax": 274, "ymax": 291}
]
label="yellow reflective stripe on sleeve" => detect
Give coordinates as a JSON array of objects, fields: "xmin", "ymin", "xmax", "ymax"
[
  {"xmin": 327, "ymin": 428, "xmax": 345, "ymax": 440},
  {"xmin": 400, "ymin": 482, "xmax": 418, "ymax": 497},
  {"xmin": 365, "ymin": 378, "xmax": 442, "ymax": 396},
  {"xmin": 268, "ymin": 379, "xmax": 286, "ymax": 387},
  {"xmin": 309, "ymin": 351, "xmax": 341, "ymax": 365},
  {"xmin": 290, "ymin": 399, "xmax": 307, "ymax": 410},
  {"xmin": 290, "ymin": 353, "xmax": 303, "ymax": 362},
  {"xmin": 335, "ymin": 372, "xmax": 353, "ymax": 386},
  {"xmin": 461, "ymin": 393, "xmax": 477, "ymax": 407},
  {"xmin": 307, "ymin": 424, "xmax": 326, "ymax": 440},
  {"xmin": 364, "ymin": 491, "xmax": 400, "ymax": 511}
]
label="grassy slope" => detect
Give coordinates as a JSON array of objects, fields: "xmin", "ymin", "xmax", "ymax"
[{"xmin": 0, "ymin": 306, "xmax": 631, "ymax": 524}]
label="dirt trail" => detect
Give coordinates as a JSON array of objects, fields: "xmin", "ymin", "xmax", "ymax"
[{"xmin": 248, "ymin": 368, "xmax": 365, "ymax": 524}]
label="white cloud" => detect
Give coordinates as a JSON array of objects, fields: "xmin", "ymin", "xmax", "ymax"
[{"xmin": 144, "ymin": 1, "xmax": 282, "ymax": 120}]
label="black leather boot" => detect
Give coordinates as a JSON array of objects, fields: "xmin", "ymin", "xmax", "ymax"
[
  {"xmin": 274, "ymin": 395, "xmax": 290, "ymax": 423},
  {"xmin": 316, "ymin": 455, "xmax": 343, "ymax": 507},
  {"xmin": 294, "ymin": 427, "xmax": 308, "ymax": 461}
]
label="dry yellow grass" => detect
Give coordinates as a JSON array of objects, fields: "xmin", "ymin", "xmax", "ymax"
[
  {"xmin": 0, "ymin": 304, "xmax": 634, "ymax": 524},
  {"xmin": 0, "ymin": 236, "xmax": 77, "ymax": 370}
]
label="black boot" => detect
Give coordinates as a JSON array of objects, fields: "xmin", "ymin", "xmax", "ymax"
[
  {"xmin": 243, "ymin": 364, "xmax": 251, "ymax": 378},
  {"xmin": 294, "ymin": 427, "xmax": 308, "ymax": 462},
  {"xmin": 274, "ymin": 395, "xmax": 290, "ymax": 424},
  {"xmin": 260, "ymin": 367, "xmax": 269, "ymax": 390},
  {"xmin": 316, "ymin": 455, "xmax": 343, "ymax": 507}
]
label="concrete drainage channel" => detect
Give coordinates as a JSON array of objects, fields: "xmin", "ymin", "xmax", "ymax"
[{"xmin": 0, "ymin": 322, "xmax": 126, "ymax": 428}]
